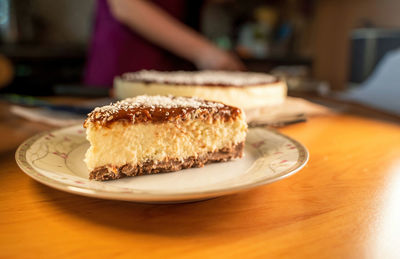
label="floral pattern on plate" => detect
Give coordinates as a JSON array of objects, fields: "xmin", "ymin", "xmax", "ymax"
[{"xmin": 16, "ymin": 125, "xmax": 308, "ymax": 202}]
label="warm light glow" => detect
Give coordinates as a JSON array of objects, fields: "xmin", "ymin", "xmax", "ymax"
[{"xmin": 370, "ymin": 161, "xmax": 400, "ymax": 258}]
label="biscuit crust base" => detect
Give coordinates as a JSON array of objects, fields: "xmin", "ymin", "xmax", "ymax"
[{"xmin": 90, "ymin": 142, "xmax": 244, "ymax": 181}]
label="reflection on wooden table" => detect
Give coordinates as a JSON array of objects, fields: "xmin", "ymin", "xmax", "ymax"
[{"xmin": 1, "ymin": 98, "xmax": 400, "ymax": 258}]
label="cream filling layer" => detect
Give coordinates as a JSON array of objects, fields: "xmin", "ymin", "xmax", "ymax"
[
  {"xmin": 85, "ymin": 117, "xmax": 247, "ymax": 171},
  {"xmin": 114, "ymin": 79, "xmax": 287, "ymax": 110}
]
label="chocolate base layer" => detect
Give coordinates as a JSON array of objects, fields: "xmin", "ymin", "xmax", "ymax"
[{"xmin": 90, "ymin": 142, "xmax": 244, "ymax": 181}]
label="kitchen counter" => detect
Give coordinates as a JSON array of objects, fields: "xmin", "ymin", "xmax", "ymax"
[{"xmin": 1, "ymin": 98, "xmax": 400, "ymax": 258}]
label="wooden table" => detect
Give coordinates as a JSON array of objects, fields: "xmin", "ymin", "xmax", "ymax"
[{"xmin": 1, "ymin": 99, "xmax": 400, "ymax": 258}]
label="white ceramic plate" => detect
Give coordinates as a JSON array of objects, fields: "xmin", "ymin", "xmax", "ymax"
[{"xmin": 16, "ymin": 125, "xmax": 308, "ymax": 203}]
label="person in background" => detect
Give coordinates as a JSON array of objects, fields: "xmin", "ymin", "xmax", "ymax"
[{"xmin": 84, "ymin": 0, "xmax": 245, "ymax": 87}]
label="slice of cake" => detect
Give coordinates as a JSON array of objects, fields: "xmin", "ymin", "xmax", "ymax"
[
  {"xmin": 84, "ymin": 95, "xmax": 247, "ymax": 181},
  {"xmin": 115, "ymin": 70, "xmax": 287, "ymax": 110}
]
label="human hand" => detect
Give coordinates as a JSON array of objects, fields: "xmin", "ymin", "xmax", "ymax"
[{"xmin": 195, "ymin": 47, "xmax": 245, "ymax": 71}]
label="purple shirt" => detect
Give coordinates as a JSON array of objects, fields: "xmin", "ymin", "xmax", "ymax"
[{"xmin": 84, "ymin": 0, "xmax": 186, "ymax": 87}]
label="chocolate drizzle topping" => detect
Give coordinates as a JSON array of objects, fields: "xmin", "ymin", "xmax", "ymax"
[{"xmin": 84, "ymin": 95, "xmax": 242, "ymax": 127}]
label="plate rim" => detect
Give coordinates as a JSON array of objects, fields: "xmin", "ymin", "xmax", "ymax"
[{"xmin": 15, "ymin": 125, "xmax": 309, "ymax": 202}]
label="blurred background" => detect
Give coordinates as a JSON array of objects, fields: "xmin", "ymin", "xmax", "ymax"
[{"xmin": 1, "ymin": 0, "xmax": 399, "ymax": 115}]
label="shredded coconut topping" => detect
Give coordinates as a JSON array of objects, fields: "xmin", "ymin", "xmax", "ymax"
[
  {"xmin": 89, "ymin": 95, "xmax": 224, "ymax": 117},
  {"xmin": 122, "ymin": 70, "xmax": 276, "ymax": 86},
  {"xmin": 83, "ymin": 95, "xmax": 243, "ymax": 127}
]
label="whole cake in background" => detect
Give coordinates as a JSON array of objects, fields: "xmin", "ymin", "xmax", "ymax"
[
  {"xmin": 84, "ymin": 95, "xmax": 248, "ymax": 181},
  {"xmin": 115, "ymin": 70, "xmax": 287, "ymax": 110}
]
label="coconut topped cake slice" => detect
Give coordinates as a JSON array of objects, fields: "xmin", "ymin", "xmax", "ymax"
[{"xmin": 84, "ymin": 95, "xmax": 247, "ymax": 181}]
